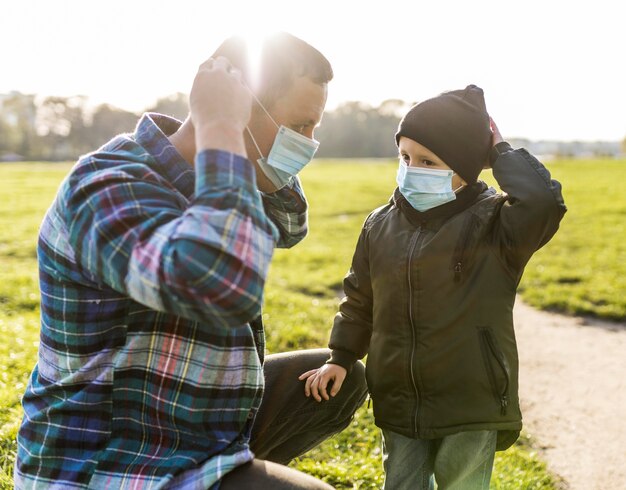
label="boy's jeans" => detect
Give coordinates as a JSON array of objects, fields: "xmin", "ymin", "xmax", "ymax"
[{"xmin": 382, "ymin": 428, "xmax": 497, "ymax": 490}]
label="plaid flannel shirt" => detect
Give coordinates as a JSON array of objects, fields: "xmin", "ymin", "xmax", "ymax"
[{"xmin": 15, "ymin": 113, "xmax": 308, "ymax": 489}]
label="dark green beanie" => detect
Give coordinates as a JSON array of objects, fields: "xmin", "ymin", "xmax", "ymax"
[{"xmin": 395, "ymin": 84, "xmax": 491, "ymax": 184}]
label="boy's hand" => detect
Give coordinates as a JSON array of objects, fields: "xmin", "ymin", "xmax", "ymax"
[
  {"xmin": 299, "ymin": 364, "xmax": 347, "ymax": 402},
  {"xmin": 490, "ymin": 117, "xmax": 504, "ymax": 146},
  {"xmin": 484, "ymin": 117, "xmax": 505, "ymax": 168}
]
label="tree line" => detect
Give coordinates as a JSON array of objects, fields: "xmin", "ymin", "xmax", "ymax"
[
  {"xmin": 0, "ymin": 92, "xmax": 187, "ymax": 161},
  {"xmin": 0, "ymin": 91, "xmax": 411, "ymax": 162},
  {"xmin": 2, "ymin": 91, "xmax": 623, "ymax": 162}
]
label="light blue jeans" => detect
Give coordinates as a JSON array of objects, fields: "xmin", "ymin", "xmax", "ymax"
[{"xmin": 381, "ymin": 429, "xmax": 497, "ymax": 490}]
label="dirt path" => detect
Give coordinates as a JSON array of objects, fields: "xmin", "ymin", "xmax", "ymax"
[{"xmin": 513, "ymin": 300, "xmax": 626, "ymax": 490}]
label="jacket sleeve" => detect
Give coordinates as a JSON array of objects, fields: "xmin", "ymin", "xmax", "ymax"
[
  {"xmin": 326, "ymin": 221, "xmax": 374, "ymax": 373},
  {"xmin": 490, "ymin": 143, "xmax": 567, "ymax": 273},
  {"xmin": 260, "ymin": 176, "xmax": 308, "ymax": 249},
  {"xmin": 64, "ymin": 149, "xmax": 279, "ymax": 329}
]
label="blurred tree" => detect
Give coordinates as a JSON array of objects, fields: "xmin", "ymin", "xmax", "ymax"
[
  {"xmin": 315, "ymin": 100, "xmax": 404, "ymax": 158},
  {"xmin": 86, "ymin": 104, "xmax": 138, "ymax": 150},
  {"xmin": 37, "ymin": 96, "xmax": 91, "ymax": 160},
  {"xmin": 0, "ymin": 118, "xmax": 13, "ymax": 153},
  {"xmin": 147, "ymin": 92, "xmax": 189, "ymax": 121},
  {"xmin": 0, "ymin": 92, "xmax": 40, "ymax": 159}
]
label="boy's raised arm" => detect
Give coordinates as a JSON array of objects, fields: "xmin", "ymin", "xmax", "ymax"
[{"xmin": 488, "ymin": 120, "xmax": 567, "ymax": 271}]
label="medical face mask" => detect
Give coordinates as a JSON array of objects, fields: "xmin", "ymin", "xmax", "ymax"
[
  {"xmin": 246, "ymin": 95, "xmax": 320, "ymax": 189},
  {"xmin": 396, "ymin": 160, "xmax": 459, "ymax": 212}
]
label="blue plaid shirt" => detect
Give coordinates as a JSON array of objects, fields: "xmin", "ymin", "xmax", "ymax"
[{"xmin": 15, "ymin": 113, "xmax": 308, "ymax": 489}]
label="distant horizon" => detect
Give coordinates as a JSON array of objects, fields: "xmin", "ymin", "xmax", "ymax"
[{"xmin": 1, "ymin": 88, "xmax": 623, "ymax": 145}]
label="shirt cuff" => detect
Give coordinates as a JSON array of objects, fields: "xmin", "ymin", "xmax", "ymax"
[
  {"xmin": 326, "ymin": 349, "xmax": 359, "ymax": 374},
  {"xmin": 260, "ymin": 175, "xmax": 307, "ymax": 214},
  {"xmin": 194, "ymin": 149, "xmax": 257, "ymax": 196}
]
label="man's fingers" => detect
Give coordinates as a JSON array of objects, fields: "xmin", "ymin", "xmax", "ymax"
[
  {"xmin": 199, "ymin": 56, "xmax": 236, "ymax": 75},
  {"xmin": 212, "ymin": 56, "xmax": 234, "ymax": 72},
  {"xmin": 199, "ymin": 58, "xmax": 214, "ymax": 70}
]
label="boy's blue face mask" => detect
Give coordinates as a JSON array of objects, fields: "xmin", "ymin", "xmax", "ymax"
[
  {"xmin": 396, "ymin": 160, "xmax": 459, "ymax": 212},
  {"xmin": 246, "ymin": 95, "xmax": 319, "ymax": 189}
]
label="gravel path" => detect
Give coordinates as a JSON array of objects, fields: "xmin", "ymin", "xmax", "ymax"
[{"xmin": 513, "ymin": 300, "xmax": 626, "ymax": 490}]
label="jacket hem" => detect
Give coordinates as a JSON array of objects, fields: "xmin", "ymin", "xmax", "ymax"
[{"xmin": 374, "ymin": 418, "xmax": 522, "ymax": 451}]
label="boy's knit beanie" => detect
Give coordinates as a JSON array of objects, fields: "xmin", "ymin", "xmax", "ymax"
[{"xmin": 395, "ymin": 85, "xmax": 492, "ymax": 184}]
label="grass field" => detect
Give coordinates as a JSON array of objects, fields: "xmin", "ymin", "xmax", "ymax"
[{"xmin": 3, "ymin": 157, "xmax": 624, "ymax": 488}]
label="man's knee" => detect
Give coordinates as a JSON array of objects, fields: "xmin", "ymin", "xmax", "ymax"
[
  {"xmin": 345, "ymin": 359, "xmax": 367, "ymax": 396},
  {"xmin": 334, "ymin": 359, "xmax": 367, "ymax": 419},
  {"xmin": 220, "ymin": 459, "xmax": 334, "ymax": 489},
  {"xmin": 265, "ymin": 348, "xmax": 330, "ymax": 378}
]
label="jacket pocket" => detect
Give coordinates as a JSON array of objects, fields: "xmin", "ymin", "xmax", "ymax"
[
  {"xmin": 451, "ymin": 214, "xmax": 479, "ymax": 282},
  {"xmin": 477, "ymin": 327, "xmax": 510, "ymax": 415}
]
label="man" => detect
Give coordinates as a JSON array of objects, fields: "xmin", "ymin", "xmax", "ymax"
[{"xmin": 15, "ymin": 32, "xmax": 367, "ymax": 489}]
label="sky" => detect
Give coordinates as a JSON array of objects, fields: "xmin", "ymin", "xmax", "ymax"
[{"xmin": 2, "ymin": 0, "xmax": 625, "ymax": 141}]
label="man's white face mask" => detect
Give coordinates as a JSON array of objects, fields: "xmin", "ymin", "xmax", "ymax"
[{"xmin": 246, "ymin": 93, "xmax": 319, "ymax": 189}]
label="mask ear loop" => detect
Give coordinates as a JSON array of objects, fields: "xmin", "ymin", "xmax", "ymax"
[
  {"xmin": 452, "ymin": 174, "xmax": 467, "ymax": 194},
  {"xmin": 245, "ymin": 126, "xmax": 264, "ymax": 160},
  {"xmin": 242, "ymin": 81, "xmax": 280, "ymax": 161},
  {"xmin": 242, "ymin": 81, "xmax": 280, "ymax": 130}
]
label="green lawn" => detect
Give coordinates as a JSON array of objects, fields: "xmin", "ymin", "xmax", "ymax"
[
  {"xmin": 512, "ymin": 159, "xmax": 626, "ymax": 320},
  {"xmin": 3, "ymin": 157, "xmax": 622, "ymax": 488}
]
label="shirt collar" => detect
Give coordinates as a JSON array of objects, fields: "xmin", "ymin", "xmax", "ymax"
[{"xmin": 134, "ymin": 112, "xmax": 195, "ymax": 198}]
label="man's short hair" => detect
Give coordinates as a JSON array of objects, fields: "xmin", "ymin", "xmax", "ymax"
[{"xmin": 212, "ymin": 32, "xmax": 333, "ymax": 108}]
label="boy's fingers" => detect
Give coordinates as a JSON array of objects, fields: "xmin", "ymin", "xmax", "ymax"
[
  {"xmin": 304, "ymin": 375, "xmax": 313, "ymax": 397},
  {"xmin": 319, "ymin": 377, "xmax": 330, "ymax": 401},
  {"xmin": 298, "ymin": 369, "xmax": 317, "ymax": 380},
  {"xmin": 309, "ymin": 376, "xmax": 322, "ymax": 402},
  {"xmin": 330, "ymin": 376, "xmax": 344, "ymax": 397}
]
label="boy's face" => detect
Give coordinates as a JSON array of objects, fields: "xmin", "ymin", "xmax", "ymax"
[{"xmin": 398, "ymin": 136, "xmax": 467, "ymax": 189}]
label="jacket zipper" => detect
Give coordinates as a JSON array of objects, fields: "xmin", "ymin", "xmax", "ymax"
[
  {"xmin": 482, "ymin": 329, "xmax": 510, "ymax": 415},
  {"xmin": 407, "ymin": 228, "xmax": 422, "ymax": 433},
  {"xmin": 453, "ymin": 214, "xmax": 478, "ymax": 282}
]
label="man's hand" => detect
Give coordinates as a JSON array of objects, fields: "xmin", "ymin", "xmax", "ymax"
[
  {"xmin": 190, "ymin": 56, "xmax": 252, "ymax": 157},
  {"xmin": 299, "ymin": 364, "xmax": 348, "ymax": 402}
]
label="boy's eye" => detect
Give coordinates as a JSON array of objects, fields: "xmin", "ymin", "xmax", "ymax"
[
  {"xmin": 401, "ymin": 154, "xmax": 410, "ymax": 163},
  {"xmin": 422, "ymin": 159, "xmax": 436, "ymax": 166}
]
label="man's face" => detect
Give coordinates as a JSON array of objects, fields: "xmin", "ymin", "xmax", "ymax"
[{"xmin": 246, "ymin": 76, "xmax": 327, "ymax": 162}]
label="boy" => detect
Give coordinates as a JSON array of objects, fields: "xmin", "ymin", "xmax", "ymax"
[{"xmin": 300, "ymin": 85, "xmax": 566, "ymax": 489}]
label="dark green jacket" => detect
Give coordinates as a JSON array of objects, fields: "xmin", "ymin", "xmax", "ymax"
[{"xmin": 327, "ymin": 145, "xmax": 566, "ymax": 450}]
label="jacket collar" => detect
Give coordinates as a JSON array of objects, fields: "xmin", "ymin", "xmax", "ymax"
[{"xmin": 393, "ymin": 181, "xmax": 488, "ymax": 228}]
